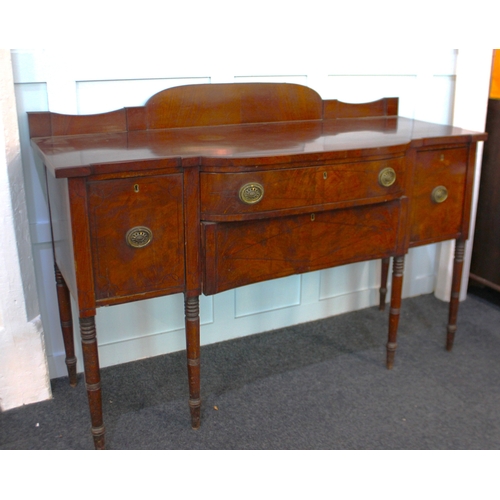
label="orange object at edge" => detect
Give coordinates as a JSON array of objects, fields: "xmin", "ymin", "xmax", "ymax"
[{"xmin": 490, "ymin": 49, "xmax": 500, "ymax": 99}]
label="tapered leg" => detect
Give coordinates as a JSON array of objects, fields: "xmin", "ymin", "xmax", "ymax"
[
  {"xmin": 446, "ymin": 239, "xmax": 465, "ymax": 351},
  {"xmin": 79, "ymin": 316, "xmax": 105, "ymax": 450},
  {"xmin": 54, "ymin": 265, "xmax": 78, "ymax": 386},
  {"xmin": 379, "ymin": 257, "xmax": 390, "ymax": 311},
  {"xmin": 185, "ymin": 294, "xmax": 201, "ymax": 429},
  {"xmin": 386, "ymin": 255, "xmax": 405, "ymax": 370}
]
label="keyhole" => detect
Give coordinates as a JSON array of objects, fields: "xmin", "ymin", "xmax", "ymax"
[
  {"xmin": 311, "ymin": 213, "xmax": 315, "ymax": 221},
  {"xmin": 323, "ymin": 172, "xmax": 328, "ymax": 180},
  {"xmin": 134, "ymin": 184, "xmax": 140, "ymax": 193}
]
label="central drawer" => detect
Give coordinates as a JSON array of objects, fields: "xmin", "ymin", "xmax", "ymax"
[{"xmin": 200, "ymin": 157, "xmax": 405, "ymax": 220}]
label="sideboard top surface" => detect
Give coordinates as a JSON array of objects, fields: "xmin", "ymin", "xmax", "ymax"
[{"xmin": 28, "ymin": 83, "xmax": 487, "ymax": 178}]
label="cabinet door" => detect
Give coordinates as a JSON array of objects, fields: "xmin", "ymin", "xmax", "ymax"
[
  {"xmin": 88, "ymin": 174, "xmax": 185, "ymax": 303},
  {"xmin": 409, "ymin": 147, "xmax": 468, "ymax": 246}
]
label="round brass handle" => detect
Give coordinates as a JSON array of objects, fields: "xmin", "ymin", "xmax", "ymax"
[
  {"xmin": 431, "ymin": 186, "xmax": 448, "ymax": 204},
  {"xmin": 126, "ymin": 226, "xmax": 153, "ymax": 248},
  {"xmin": 239, "ymin": 182, "xmax": 264, "ymax": 204},
  {"xmin": 378, "ymin": 167, "xmax": 396, "ymax": 187}
]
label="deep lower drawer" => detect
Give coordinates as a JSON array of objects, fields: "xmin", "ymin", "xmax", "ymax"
[
  {"xmin": 203, "ymin": 199, "xmax": 402, "ymax": 295},
  {"xmin": 201, "ymin": 156, "xmax": 405, "ymax": 220}
]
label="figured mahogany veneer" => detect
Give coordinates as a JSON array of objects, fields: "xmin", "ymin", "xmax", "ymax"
[
  {"xmin": 200, "ymin": 156, "xmax": 405, "ymax": 220},
  {"xmin": 203, "ymin": 199, "xmax": 405, "ymax": 295},
  {"xmin": 28, "ymin": 83, "xmax": 486, "ymax": 449},
  {"xmin": 88, "ymin": 173, "xmax": 185, "ymax": 303}
]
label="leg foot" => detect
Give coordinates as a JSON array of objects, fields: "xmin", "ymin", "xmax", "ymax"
[
  {"xmin": 386, "ymin": 255, "xmax": 404, "ymax": 369},
  {"xmin": 185, "ymin": 295, "xmax": 201, "ymax": 430},
  {"xmin": 66, "ymin": 359, "xmax": 78, "ymax": 388},
  {"xmin": 446, "ymin": 325, "xmax": 457, "ymax": 351},
  {"xmin": 79, "ymin": 316, "xmax": 105, "ymax": 450},
  {"xmin": 446, "ymin": 240, "xmax": 465, "ymax": 351},
  {"xmin": 189, "ymin": 400, "xmax": 201, "ymax": 430},
  {"xmin": 386, "ymin": 342, "xmax": 397, "ymax": 370},
  {"xmin": 92, "ymin": 426, "xmax": 106, "ymax": 450},
  {"xmin": 55, "ymin": 264, "xmax": 78, "ymax": 386}
]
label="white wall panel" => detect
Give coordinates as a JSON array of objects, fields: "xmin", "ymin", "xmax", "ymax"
[
  {"xmin": 10, "ymin": 49, "xmax": 47, "ymax": 83},
  {"xmin": 319, "ymin": 261, "xmax": 381, "ymax": 316},
  {"xmin": 234, "ymin": 75, "xmax": 308, "ymax": 85},
  {"xmin": 10, "ymin": 48, "xmax": 467, "ymax": 379},
  {"xmin": 321, "ymin": 49, "xmax": 457, "ymax": 76},
  {"xmin": 14, "ymin": 83, "xmax": 49, "ymax": 223},
  {"xmin": 33, "ymin": 240, "xmax": 69, "ymax": 376},
  {"xmin": 61, "ymin": 48, "xmax": 214, "ymax": 81},
  {"xmin": 75, "ymin": 78, "xmax": 211, "ymax": 114},
  {"xmin": 320, "ymin": 261, "xmax": 378, "ymax": 300},
  {"xmin": 325, "ymin": 75, "xmax": 417, "ymax": 110},
  {"xmin": 419, "ymin": 75, "xmax": 456, "ymax": 124},
  {"xmin": 402, "ymin": 245, "xmax": 439, "ymax": 297},
  {"xmin": 235, "ymin": 275, "xmax": 302, "ymax": 318}
]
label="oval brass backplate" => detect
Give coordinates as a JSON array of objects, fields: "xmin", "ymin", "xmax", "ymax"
[
  {"xmin": 431, "ymin": 186, "xmax": 448, "ymax": 204},
  {"xmin": 126, "ymin": 226, "xmax": 153, "ymax": 248},
  {"xmin": 378, "ymin": 167, "xmax": 397, "ymax": 187},
  {"xmin": 239, "ymin": 182, "xmax": 265, "ymax": 204}
]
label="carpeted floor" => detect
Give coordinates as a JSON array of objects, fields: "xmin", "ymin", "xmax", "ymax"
[{"xmin": 2, "ymin": 289, "xmax": 500, "ymax": 450}]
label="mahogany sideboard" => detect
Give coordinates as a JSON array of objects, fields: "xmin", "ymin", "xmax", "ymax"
[{"xmin": 28, "ymin": 83, "xmax": 486, "ymax": 449}]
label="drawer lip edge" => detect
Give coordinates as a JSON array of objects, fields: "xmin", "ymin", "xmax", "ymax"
[
  {"xmin": 199, "ymin": 153, "xmax": 407, "ymax": 172},
  {"xmin": 95, "ymin": 285, "xmax": 186, "ymax": 307},
  {"xmin": 201, "ymin": 194, "xmax": 405, "ymax": 222}
]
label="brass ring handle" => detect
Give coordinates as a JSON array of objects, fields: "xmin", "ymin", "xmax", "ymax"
[
  {"xmin": 126, "ymin": 226, "xmax": 153, "ymax": 248},
  {"xmin": 239, "ymin": 182, "xmax": 265, "ymax": 204},
  {"xmin": 378, "ymin": 167, "xmax": 396, "ymax": 187},
  {"xmin": 431, "ymin": 186, "xmax": 448, "ymax": 204}
]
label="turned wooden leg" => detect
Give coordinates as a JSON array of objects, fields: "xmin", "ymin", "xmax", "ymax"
[
  {"xmin": 54, "ymin": 264, "xmax": 78, "ymax": 387},
  {"xmin": 79, "ymin": 316, "xmax": 105, "ymax": 450},
  {"xmin": 386, "ymin": 255, "xmax": 405, "ymax": 370},
  {"xmin": 379, "ymin": 257, "xmax": 390, "ymax": 311},
  {"xmin": 185, "ymin": 294, "xmax": 201, "ymax": 429},
  {"xmin": 446, "ymin": 239, "xmax": 465, "ymax": 351}
]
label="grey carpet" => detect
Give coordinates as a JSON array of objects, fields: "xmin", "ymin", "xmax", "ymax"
[{"xmin": 2, "ymin": 290, "xmax": 500, "ymax": 450}]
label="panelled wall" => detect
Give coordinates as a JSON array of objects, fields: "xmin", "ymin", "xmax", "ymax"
[{"xmin": 12, "ymin": 49, "xmax": 463, "ymax": 378}]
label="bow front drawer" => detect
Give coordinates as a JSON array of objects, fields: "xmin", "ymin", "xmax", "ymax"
[{"xmin": 201, "ymin": 157, "xmax": 405, "ymax": 220}]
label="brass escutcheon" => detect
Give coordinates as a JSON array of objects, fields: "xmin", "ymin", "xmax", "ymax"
[
  {"xmin": 378, "ymin": 167, "xmax": 396, "ymax": 187},
  {"xmin": 126, "ymin": 226, "xmax": 153, "ymax": 248},
  {"xmin": 239, "ymin": 182, "xmax": 264, "ymax": 204},
  {"xmin": 431, "ymin": 185, "xmax": 448, "ymax": 204}
]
